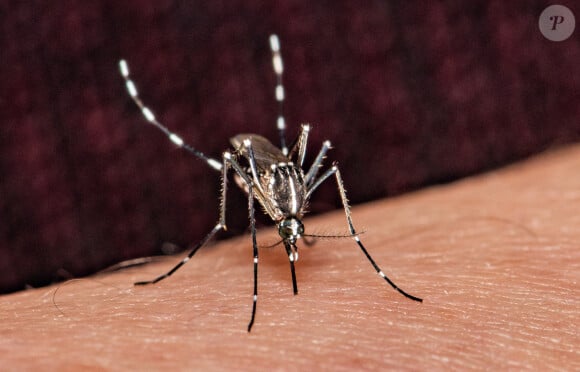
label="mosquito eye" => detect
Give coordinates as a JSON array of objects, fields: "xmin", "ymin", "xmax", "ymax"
[
  {"xmin": 278, "ymin": 220, "xmax": 291, "ymax": 238},
  {"xmin": 297, "ymin": 223, "xmax": 304, "ymax": 235}
]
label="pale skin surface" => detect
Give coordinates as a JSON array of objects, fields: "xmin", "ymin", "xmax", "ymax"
[{"xmin": 1, "ymin": 145, "xmax": 579, "ymax": 370}]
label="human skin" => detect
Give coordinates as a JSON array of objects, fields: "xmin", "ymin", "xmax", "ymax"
[{"xmin": 0, "ymin": 145, "xmax": 579, "ymax": 370}]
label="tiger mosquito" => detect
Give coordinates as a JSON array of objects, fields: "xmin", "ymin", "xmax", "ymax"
[{"xmin": 119, "ymin": 34, "xmax": 422, "ymax": 332}]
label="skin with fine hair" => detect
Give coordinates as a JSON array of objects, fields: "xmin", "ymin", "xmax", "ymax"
[{"xmin": 0, "ymin": 145, "xmax": 579, "ymax": 370}]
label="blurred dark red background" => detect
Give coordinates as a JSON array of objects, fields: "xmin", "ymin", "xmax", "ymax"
[{"xmin": 1, "ymin": 1, "xmax": 579, "ymax": 293}]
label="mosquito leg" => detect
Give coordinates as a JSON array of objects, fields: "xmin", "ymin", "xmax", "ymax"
[
  {"xmin": 304, "ymin": 139, "xmax": 332, "ymax": 187},
  {"xmin": 241, "ymin": 139, "xmax": 262, "ymax": 186},
  {"xmin": 334, "ymin": 166, "xmax": 422, "ymax": 302},
  {"xmin": 119, "ymin": 59, "xmax": 222, "ymax": 171},
  {"xmin": 287, "ymin": 124, "xmax": 310, "ymax": 168},
  {"xmin": 218, "ymin": 149, "xmax": 261, "ymax": 332},
  {"xmin": 219, "ymin": 152, "xmax": 230, "ymax": 228},
  {"xmin": 135, "ymin": 153, "xmax": 233, "ymax": 285},
  {"xmin": 247, "ymin": 183, "xmax": 259, "ymax": 332},
  {"xmin": 308, "ymin": 164, "xmax": 423, "ymax": 302},
  {"xmin": 134, "ymin": 223, "xmax": 223, "ymax": 285},
  {"xmin": 238, "ymin": 139, "xmax": 279, "ymax": 217},
  {"xmin": 305, "ymin": 162, "xmax": 336, "ymax": 200},
  {"xmin": 269, "ymin": 34, "xmax": 287, "ymax": 155}
]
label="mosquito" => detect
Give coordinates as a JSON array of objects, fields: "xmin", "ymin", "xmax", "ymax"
[{"xmin": 119, "ymin": 34, "xmax": 422, "ymax": 332}]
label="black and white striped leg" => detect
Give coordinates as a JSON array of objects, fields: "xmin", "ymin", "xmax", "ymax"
[
  {"xmin": 119, "ymin": 59, "xmax": 222, "ymax": 172},
  {"xmin": 134, "ymin": 153, "xmax": 232, "ymax": 285},
  {"xmin": 304, "ymin": 139, "xmax": 332, "ymax": 187},
  {"xmin": 308, "ymin": 164, "xmax": 423, "ymax": 302},
  {"xmin": 134, "ymin": 223, "xmax": 223, "ymax": 285},
  {"xmin": 218, "ymin": 149, "xmax": 262, "ymax": 332},
  {"xmin": 269, "ymin": 34, "xmax": 287, "ymax": 155},
  {"xmin": 287, "ymin": 124, "xmax": 310, "ymax": 168},
  {"xmin": 247, "ymin": 183, "xmax": 259, "ymax": 332}
]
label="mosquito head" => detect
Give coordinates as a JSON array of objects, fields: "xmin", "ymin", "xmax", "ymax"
[{"xmin": 278, "ymin": 218, "xmax": 304, "ymax": 245}]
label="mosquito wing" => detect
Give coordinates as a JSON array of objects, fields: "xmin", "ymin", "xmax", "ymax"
[{"xmin": 230, "ymin": 134, "xmax": 288, "ymax": 170}]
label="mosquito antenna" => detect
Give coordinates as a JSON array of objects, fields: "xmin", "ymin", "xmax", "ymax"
[
  {"xmin": 118, "ymin": 60, "xmax": 222, "ymax": 171},
  {"xmin": 301, "ymin": 231, "xmax": 363, "ymax": 246},
  {"xmin": 302, "ymin": 231, "xmax": 364, "ymax": 240},
  {"xmin": 269, "ymin": 34, "xmax": 287, "ymax": 155}
]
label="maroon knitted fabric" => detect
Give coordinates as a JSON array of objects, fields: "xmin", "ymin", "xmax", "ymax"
[{"xmin": 1, "ymin": 1, "xmax": 579, "ymax": 293}]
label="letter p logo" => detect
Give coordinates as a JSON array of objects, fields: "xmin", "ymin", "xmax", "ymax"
[{"xmin": 539, "ymin": 5, "xmax": 575, "ymax": 42}]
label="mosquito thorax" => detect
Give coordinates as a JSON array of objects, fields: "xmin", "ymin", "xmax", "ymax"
[{"xmin": 278, "ymin": 218, "xmax": 304, "ymax": 244}]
